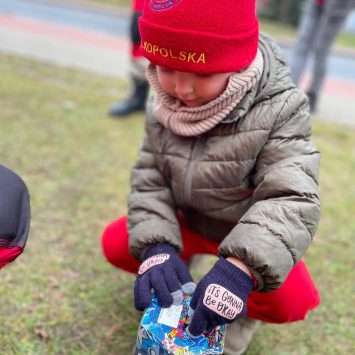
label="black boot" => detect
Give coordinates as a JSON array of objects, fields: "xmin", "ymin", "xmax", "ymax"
[
  {"xmin": 306, "ymin": 91, "xmax": 318, "ymax": 114},
  {"xmin": 109, "ymin": 77, "xmax": 149, "ymax": 117}
]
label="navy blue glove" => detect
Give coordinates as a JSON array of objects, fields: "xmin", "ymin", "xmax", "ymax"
[
  {"xmin": 186, "ymin": 258, "xmax": 253, "ymax": 337},
  {"xmin": 134, "ymin": 243, "xmax": 196, "ymax": 311}
]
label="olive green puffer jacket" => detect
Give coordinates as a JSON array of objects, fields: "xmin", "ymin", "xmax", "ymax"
[{"xmin": 127, "ymin": 33, "xmax": 320, "ymax": 292}]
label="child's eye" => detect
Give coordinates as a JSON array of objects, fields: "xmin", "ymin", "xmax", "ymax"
[
  {"xmin": 195, "ymin": 73, "xmax": 212, "ymax": 79},
  {"xmin": 158, "ymin": 66, "xmax": 173, "ymax": 74}
]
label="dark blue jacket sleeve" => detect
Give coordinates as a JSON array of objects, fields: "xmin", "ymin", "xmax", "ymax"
[{"xmin": 0, "ymin": 165, "xmax": 30, "ymax": 269}]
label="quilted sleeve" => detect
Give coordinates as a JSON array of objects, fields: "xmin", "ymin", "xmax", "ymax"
[
  {"xmin": 128, "ymin": 116, "xmax": 182, "ymax": 260},
  {"xmin": 219, "ymin": 90, "xmax": 320, "ymax": 291}
]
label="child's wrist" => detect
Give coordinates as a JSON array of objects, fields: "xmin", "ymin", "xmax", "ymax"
[{"xmin": 226, "ymin": 256, "xmax": 252, "ymax": 278}]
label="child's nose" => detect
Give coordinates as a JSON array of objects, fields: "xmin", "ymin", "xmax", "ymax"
[{"xmin": 174, "ymin": 73, "xmax": 194, "ymax": 97}]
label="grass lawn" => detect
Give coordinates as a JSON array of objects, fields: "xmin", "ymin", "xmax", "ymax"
[{"xmin": 0, "ymin": 54, "xmax": 354, "ymax": 354}]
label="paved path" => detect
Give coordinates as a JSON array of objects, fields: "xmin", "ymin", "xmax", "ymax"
[
  {"xmin": 0, "ymin": 0, "xmax": 354, "ymax": 126},
  {"xmin": 0, "ymin": 11, "xmax": 130, "ymax": 77},
  {"xmin": 0, "ymin": 0, "xmax": 131, "ymax": 77}
]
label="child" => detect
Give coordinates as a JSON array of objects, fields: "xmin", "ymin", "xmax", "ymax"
[
  {"xmin": 102, "ymin": 0, "xmax": 321, "ymax": 353},
  {"xmin": 0, "ymin": 165, "xmax": 30, "ymax": 269}
]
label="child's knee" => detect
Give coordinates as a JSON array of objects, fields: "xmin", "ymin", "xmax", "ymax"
[
  {"xmin": 101, "ymin": 216, "xmax": 140, "ymax": 273},
  {"xmin": 248, "ymin": 270, "xmax": 320, "ymax": 324},
  {"xmin": 273, "ymin": 261, "xmax": 320, "ymax": 323},
  {"xmin": 273, "ymin": 301, "xmax": 309, "ymax": 323},
  {"xmin": 269, "ymin": 287, "xmax": 320, "ymax": 323},
  {"xmin": 101, "ymin": 217, "xmax": 128, "ymax": 266},
  {"xmin": 101, "ymin": 223, "xmax": 117, "ymax": 266}
]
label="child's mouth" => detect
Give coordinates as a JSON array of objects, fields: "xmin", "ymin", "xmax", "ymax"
[{"xmin": 181, "ymin": 98, "xmax": 199, "ymax": 107}]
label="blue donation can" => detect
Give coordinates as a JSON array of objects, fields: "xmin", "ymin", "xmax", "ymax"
[{"xmin": 134, "ymin": 293, "xmax": 225, "ymax": 354}]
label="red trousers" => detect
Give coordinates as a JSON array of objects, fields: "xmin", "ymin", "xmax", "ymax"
[{"xmin": 101, "ymin": 216, "xmax": 320, "ymax": 324}]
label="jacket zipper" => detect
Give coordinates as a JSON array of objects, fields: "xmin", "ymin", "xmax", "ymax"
[{"xmin": 184, "ymin": 136, "xmax": 207, "ymax": 205}]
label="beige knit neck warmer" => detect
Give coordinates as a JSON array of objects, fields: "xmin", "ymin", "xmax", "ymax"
[{"xmin": 146, "ymin": 49, "xmax": 264, "ymax": 137}]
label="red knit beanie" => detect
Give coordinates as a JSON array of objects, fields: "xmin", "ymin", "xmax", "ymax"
[{"xmin": 139, "ymin": 0, "xmax": 259, "ymax": 74}]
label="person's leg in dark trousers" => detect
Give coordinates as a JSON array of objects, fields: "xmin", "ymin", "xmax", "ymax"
[
  {"xmin": 109, "ymin": 0, "xmax": 149, "ymax": 117},
  {"xmin": 307, "ymin": 0, "xmax": 354, "ymax": 111},
  {"xmin": 290, "ymin": 0, "xmax": 324, "ymax": 86}
]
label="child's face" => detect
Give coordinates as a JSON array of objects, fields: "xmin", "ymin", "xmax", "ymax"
[{"xmin": 156, "ymin": 66, "xmax": 233, "ymax": 107}]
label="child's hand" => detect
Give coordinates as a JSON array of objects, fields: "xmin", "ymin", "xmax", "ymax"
[
  {"xmin": 186, "ymin": 258, "xmax": 253, "ymax": 337},
  {"xmin": 134, "ymin": 243, "xmax": 196, "ymax": 310}
]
